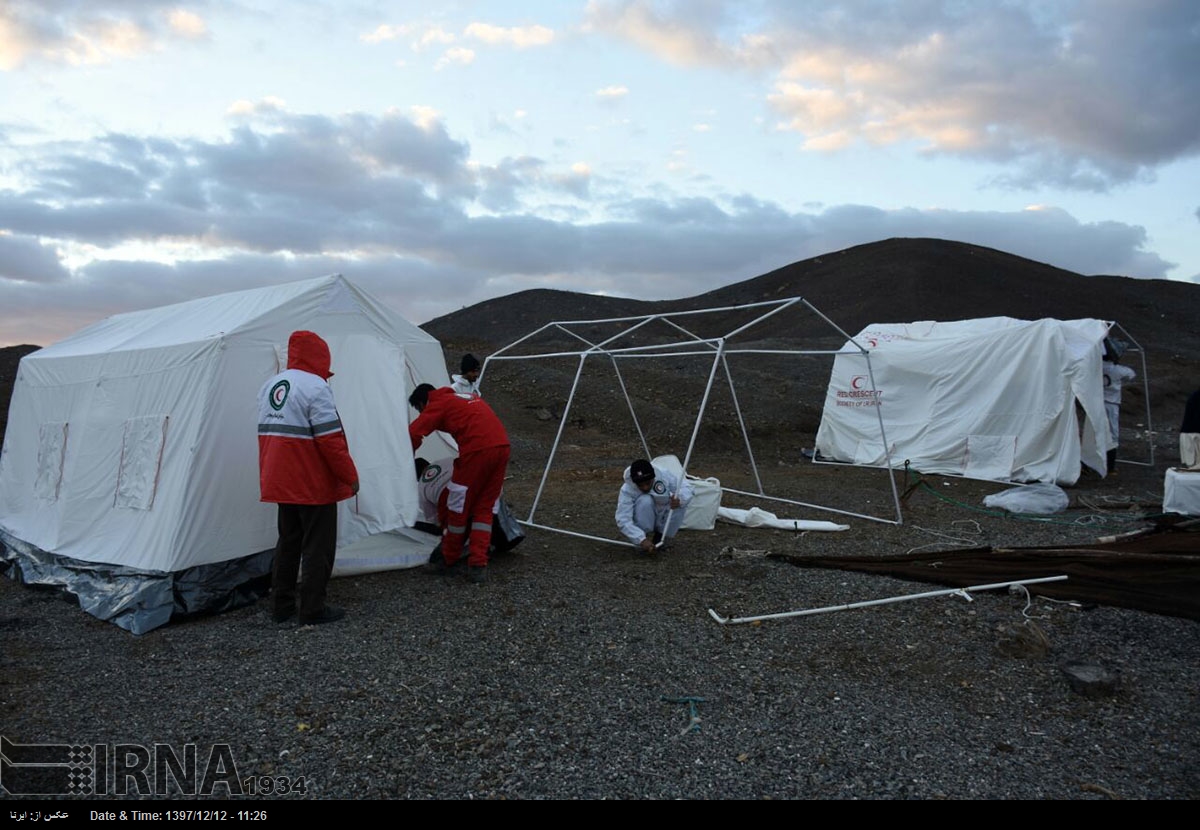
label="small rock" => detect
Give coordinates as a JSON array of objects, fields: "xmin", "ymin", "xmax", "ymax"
[{"xmin": 1061, "ymin": 661, "xmax": 1121, "ymax": 698}]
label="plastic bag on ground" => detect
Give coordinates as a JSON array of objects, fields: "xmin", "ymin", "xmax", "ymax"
[{"xmin": 982, "ymin": 483, "xmax": 1069, "ymax": 515}]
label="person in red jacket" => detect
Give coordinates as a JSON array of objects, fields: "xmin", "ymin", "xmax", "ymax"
[
  {"xmin": 408, "ymin": 383, "xmax": 510, "ymax": 583},
  {"xmin": 258, "ymin": 330, "xmax": 359, "ymax": 624}
]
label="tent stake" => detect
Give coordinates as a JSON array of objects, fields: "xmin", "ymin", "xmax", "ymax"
[{"xmin": 707, "ymin": 575, "xmax": 1068, "ymax": 625}]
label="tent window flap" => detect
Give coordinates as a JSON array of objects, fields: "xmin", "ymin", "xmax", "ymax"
[
  {"xmin": 34, "ymin": 422, "xmax": 68, "ymax": 501},
  {"xmin": 115, "ymin": 415, "xmax": 168, "ymax": 511}
]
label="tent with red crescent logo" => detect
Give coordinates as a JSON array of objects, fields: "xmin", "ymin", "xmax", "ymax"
[
  {"xmin": 0, "ymin": 274, "xmax": 451, "ymax": 632},
  {"xmin": 815, "ymin": 317, "xmax": 1148, "ymax": 484}
]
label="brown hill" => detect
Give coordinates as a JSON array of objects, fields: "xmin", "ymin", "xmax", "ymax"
[
  {"xmin": 424, "ymin": 238, "xmax": 1200, "ymax": 441},
  {"xmin": 426, "ymin": 237, "xmax": 1200, "ymax": 357},
  {"xmin": 0, "ymin": 345, "xmax": 38, "ymax": 443}
]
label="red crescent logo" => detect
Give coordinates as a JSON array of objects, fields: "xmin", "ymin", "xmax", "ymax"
[{"xmin": 851, "ymin": 376, "xmax": 866, "ymax": 390}]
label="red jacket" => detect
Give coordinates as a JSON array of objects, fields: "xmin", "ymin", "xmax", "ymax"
[
  {"xmin": 409, "ymin": 387, "xmax": 509, "ymax": 456},
  {"xmin": 257, "ymin": 331, "xmax": 359, "ymax": 504}
]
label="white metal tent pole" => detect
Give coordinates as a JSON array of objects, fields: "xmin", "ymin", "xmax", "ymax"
[
  {"xmin": 610, "ymin": 355, "xmax": 652, "ymax": 459},
  {"xmin": 719, "ymin": 297, "xmax": 803, "ymax": 341},
  {"xmin": 707, "ymin": 576, "xmax": 1068, "ymax": 625},
  {"xmin": 515, "ymin": 298, "xmax": 796, "ymax": 329},
  {"xmin": 680, "ymin": 337, "xmax": 727, "ymax": 477},
  {"xmin": 659, "ymin": 315, "xmax": 712, "ymax": 347},
  {"xmin": 864, "ymin": 350, "xmax": 905, "ymax": 525},
  {"xmin": 1111, "ymin": 321, "xmax": 1154, "ymax": 468},
  {"xmin": 527, "ymin": 352, "xmax": 589, "ymax": 523},
  {"xmin": 652, "ymin": 337, "xmax": 727, "ymax": 549},
  {"xmin": 489, "ymin": 320, "xmax": 565, "ymax": 359},
  {"xmin": 799, "ymin": 297, "xmax": 869, "ymax": 348},
  {"xmin": 719, "ymin": 486, "xmax": 901, "ymax": 525},
  {"xmin": 721, "ymin": 353, "xmax": 764, "ymax": 495},
  {"xmin": 518, "ymin": 520, "xmax": 637, "ymax": 547}
]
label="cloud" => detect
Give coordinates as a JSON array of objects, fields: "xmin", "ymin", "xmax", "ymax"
[
  {"xmin": 0, "ymin": 104, "xmax": 1178, "ymax": 346},
  {"xmin": 0, "ymin": 232, "xmax": 70, "ymax": 283},
  {"xmin": 167, "ymin": 9, "xmax": 207, "ymax": 38},
  {"xmin": 435, "ymin": 47, "xmax": 475, "ymax": 69},
  {"xmin": 464, "ymin": 22, "xmax": 554, "ymax": 48},
  {"xmin": 586, "ymin": 0, "xmax": 1200, "ymax": 190},
  {"xmin": 595, "ymin": 85, "xmax": 629, "ymax": 101},
  {"xmin": 416, "ymin": 27, "xmax": 456, "ymax": 51},
  {"xmin": 226, "ymin": 96, "xmax": 288, "ymax": 117},
  {"xmin": 361, "ymin": 23, "xmax": 411, "ymax": 44},
  {"xmin": 584, "ymin": 0, "xmax": 777, "ymax": 70},
  {"xmin": 0, "ymin": 0, "xmax": 207, "ymax": 70}
]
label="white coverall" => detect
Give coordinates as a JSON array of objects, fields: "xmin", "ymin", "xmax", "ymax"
[{"xmin": 615, "ymin": 463, "xmax": 694, "ymax": 547}]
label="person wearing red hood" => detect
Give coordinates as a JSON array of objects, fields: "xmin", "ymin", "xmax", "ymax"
[
  {"xmin": 257, "ymin": 330, "xmax": 360, "ymax": 624},
  {"xmin": 408, "ymin": 383, "xmax": 510, "ymax": 583}
]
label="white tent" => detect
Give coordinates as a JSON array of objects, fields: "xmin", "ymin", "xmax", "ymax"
[
  {"xmin": 0, "ymin": 275, "xmax": 446, "ymax": 632},
  {"xmin": 814, "ymin": 317, "xmax": 1122, "ymax": 484}
]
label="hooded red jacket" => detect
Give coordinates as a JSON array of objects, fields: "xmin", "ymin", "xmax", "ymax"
[
  {"xmin": 409, "ymin": 387, "xmax": 509, "ymax": 455},
  {"xmin": 257, "ymin": 330, "xmax": 359, "ymax": 504}
]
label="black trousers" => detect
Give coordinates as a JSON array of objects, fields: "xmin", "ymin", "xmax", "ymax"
[{"xmin": 272, "ymin": 503, "xmax": 338, "ymax": 619}]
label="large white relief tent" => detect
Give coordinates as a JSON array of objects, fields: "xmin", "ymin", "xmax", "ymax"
[
  {"xmin": 814, "ymin": 317, "xmax": 1119, "ymax": 485},
  {"xmin": 0, "ymin": 275, "xmax": 446, "ymax": 632}
]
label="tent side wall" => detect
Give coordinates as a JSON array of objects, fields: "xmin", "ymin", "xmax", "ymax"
[{"xmin": 0, "ymin": 341, "xmax": 217, "ymax": 570}]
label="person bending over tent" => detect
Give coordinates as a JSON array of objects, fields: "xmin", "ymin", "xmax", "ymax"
[
  {"xmin": 257, "ymin": 330, "xmax": 360, "ymax": 625},
  {"xmin": 450, "ymin": 353, "xmax": 482, "ymax": 398},
  {"xmin": 616, "ymin": 459, "xmax": 693, "ymax": 553},
  {"xmin": 408, "ymin": 384, "xmax": 511, "ymax": 583}
]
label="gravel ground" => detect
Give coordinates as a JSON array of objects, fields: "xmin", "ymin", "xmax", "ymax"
[{"xmin": 3, "ymin": 436, "xmax": 1197, "ymax": 801}]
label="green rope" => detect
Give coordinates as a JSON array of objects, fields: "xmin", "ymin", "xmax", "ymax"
[
  {"xmin": 915, "ymin": 479, "xmax": 1163, "ymax": 526},
  {"xmin": 902, "ymin": 458, "xmax": 1161, "ymax": 527},
  {"xmin": 661, "ymin": 695, "xmax": 705, "ymax": 734}
]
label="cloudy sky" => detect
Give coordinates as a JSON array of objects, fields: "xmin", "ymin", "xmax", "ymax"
[{"xmin": 1, "ymin": 0, "xmax": 1197, "ymax": 346}]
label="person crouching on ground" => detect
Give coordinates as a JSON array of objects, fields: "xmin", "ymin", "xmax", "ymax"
[
  {"xmin": 257, "ymin": 330, "xmax": 359, "ymax": 625},
  {"xmin": 616, "ymin": 458, "xmax": 693, "ymax": 553},
  {"xmin": 408, "ymin": 383, "xmax": 510, "ymax": 583}
]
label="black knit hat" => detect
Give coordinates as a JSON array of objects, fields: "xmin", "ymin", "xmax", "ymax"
[
  {"xmin": 409, "ymin": 383, "xmax": 435, "ymax": 410},
  {"xmin": 461, "ymin": 353, "xmax": 481, "ymax": 373},
  {"xmin": 630, "ymin": 459, "xmax": 654, "ymax": 484}
]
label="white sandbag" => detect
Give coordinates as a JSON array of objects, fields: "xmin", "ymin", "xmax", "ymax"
[
  {"xmin": 681, "ymin": 476, "xmax": 721, "ymax": 530},
  {"xmin": 1163, "ymin": 468, "xmax": 1200, "ymax": 516},
  {"xmin": 717, "ymin": 506, "xmax": 848, "ymax": 532},
  {"xmin": 982, "ymin": 483, "xmax": 1069, "ymax": 515},
  {"xmin": 650, "ymin": 453, "xmax": 721, "ymax": 531}
]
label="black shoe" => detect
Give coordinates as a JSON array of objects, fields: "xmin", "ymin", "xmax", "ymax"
[
  {"xmin": 271, "ymin": 606, "xmax": 295, "ymax": 623},
  {"xmin": 467, "ymin": 565, "xmax": 487, "ymax": 584},
  {"xmin": 424, "ymin": 557, "xmax": 465, "ymax": 575},
  {"xmin": 298, "ymin": 606, "xmax": 345, "ymax": 625}
]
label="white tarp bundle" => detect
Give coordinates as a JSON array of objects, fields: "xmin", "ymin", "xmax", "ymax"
[
  {"xmin": 815, "ymin": 317, "xmax": 1112, "ymax": 485},
  {"xmin": 0, "ymin": 275, "xmax": 448, "ymax": 630}
]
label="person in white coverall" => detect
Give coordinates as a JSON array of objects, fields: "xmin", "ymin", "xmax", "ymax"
[
  {"xmin": 450, "ymin": 353, "xmax": 482, "ymax": 398},
  {"xmin": 615, "ymin": 459, "xmax": 693, "ymax": 552},
  {"xmin": 1102, "ymin": 343, "xmax": 1137, "ymax": 474}
]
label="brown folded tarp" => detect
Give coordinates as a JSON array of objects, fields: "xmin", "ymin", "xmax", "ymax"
[{"xmin": 771, "ymin": 525, "xmax": 1200, "ymax": 622}]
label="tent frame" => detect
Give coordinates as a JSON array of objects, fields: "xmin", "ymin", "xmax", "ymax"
[{"xmin": 482, "ymin": 298, "xmax": 905, "ymax": 549}]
